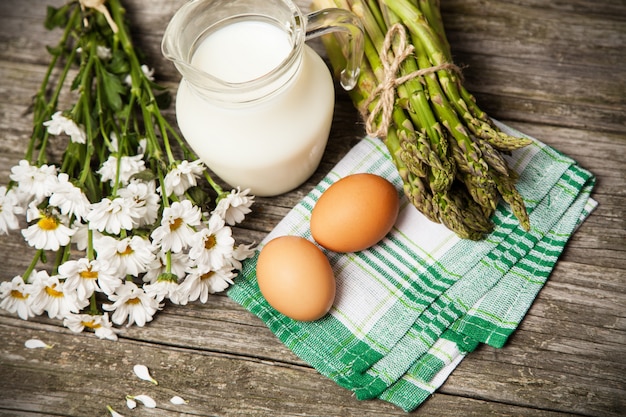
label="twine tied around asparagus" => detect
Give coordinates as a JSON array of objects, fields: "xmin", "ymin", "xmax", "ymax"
[{"xmin": 364, "ymin": 23, "xmax": 462, "ymax": 139}]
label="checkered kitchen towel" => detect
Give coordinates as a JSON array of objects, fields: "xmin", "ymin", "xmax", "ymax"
[{"xmin": 228, "ymin": 121, "xmax": 597, "ymax": 411}]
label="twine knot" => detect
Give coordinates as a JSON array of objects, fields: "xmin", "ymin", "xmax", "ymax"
[{"xmin": 364, "ymin": 23, "xmax": 462, "ymax": 139}]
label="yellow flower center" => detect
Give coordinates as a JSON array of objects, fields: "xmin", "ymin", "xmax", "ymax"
[
  {"xmin": 119, "ymin": 245, "xmax": 134, "ymax": 256},
  {"xmin": 45, "ymin": 284, "xmax": 64, "ymax": 298},
  {"xmin": 201, "ymin": 271, "xmax": 215, "ymax": 281},
  {"xmin": 81, "ymin": 320, "xmax": 102, "ymax": 329},
  {"xmin": 204, "ymin": 234, "xmax": 217, "ymax": 250},
  {"xmin": 10, "ymin": 290, "xmax": 28, "ymax": 300},
  {"xmin": 79, "ymin": 267, "xmax": 99, "ymax": 280},
  {"xmin": 126, "ymin": 297, "xmax": 141, "ymax": 305},
  {"xmin": 171, "ymin": 217, "xmax": 183, "ymax": 231},
  {"xmin": 37, "ymin": 215, "xmax": 59, "ymax": 231}
]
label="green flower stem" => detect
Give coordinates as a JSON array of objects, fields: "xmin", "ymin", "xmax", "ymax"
[
  {"xmin": 35, "ymin": 48, "xmax": 78, "ymax": 167},
  {"xmin": 107, "ymin": 0, "xmax": 225, "ymax": 201},
  {"xmin": 156, "ymin": 162, "xmax": 171, "ymax": 208},
  {"xmin": 28, "ymin": 7, "xmax": 81, "ymax": 165},
  {"xmin": 21, "ymin": 249, "xmax": 44, "ymax": 283},
  {"xmin": 76, "ymin": 41, "xmax": 98, "ymax": 186},
  {"xmin": 53, "ymin": 245, "xmax": 69, "ymax": 275},
  {"xmin": 89, "ymin": 293, "xmax": 99, "ymax": 315},
  {"xmin": 165, "ymin": 250, "xmax": 172, "ymax": 274},
  {"xmin": 87, "ymin": 228, "xmax": 95, "ymax": 260},
  {"xmin": 203, "ymin": 171, "xmax": 225, "ymax": 197}
]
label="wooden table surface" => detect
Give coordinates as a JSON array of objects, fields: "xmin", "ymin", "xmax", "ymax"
[{"xmin": 1, "ymin": 0, "xmax": 624, "ymax": 416}]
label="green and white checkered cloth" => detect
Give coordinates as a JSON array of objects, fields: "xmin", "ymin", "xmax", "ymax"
[{"xmin": 228, "ymin": 121, "xmax": 597, "ymax": 412}]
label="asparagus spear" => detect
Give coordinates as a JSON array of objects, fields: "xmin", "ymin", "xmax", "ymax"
[
  {"xmin": 350, "ymin": 0, "xmax": 454, "ymax": 192},
  {"xmin": 312, "ymin": 0, "xmax": 531, "ymax": 237}
]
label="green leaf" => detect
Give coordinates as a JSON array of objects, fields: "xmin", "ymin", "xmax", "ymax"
[
  {"xmin": 107, "ymin": 50, "xmax": 130, "ymax": 75},
  {"xmin": 45, "ymin": 45, "xmax": 64, "ymax": 57},
  {"xmin": 130, "ymin": 169, "xmax": 157, "ymax": 183},
  {"xmin": 44, "ymin": 5, "xmax": 69, "ymax": 30},
  {"xmin": 154, "ymin": 90, "xmax": 172, "ymax": 110},
  {"xmin": 186, "ymin": 186, "xmax": 212, "ymax": 208},
  {"xmin": 100, "ymin": 68, "xmax": 126, "ymax": 112},
  {"xmin": 70, "ymin": 66, "xmax": 84, "ymax": 91}
]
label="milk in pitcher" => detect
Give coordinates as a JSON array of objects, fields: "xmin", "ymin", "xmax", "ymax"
[{"xmin": 175, "ymin": 20, "xmax": 335, "ymax": 196}]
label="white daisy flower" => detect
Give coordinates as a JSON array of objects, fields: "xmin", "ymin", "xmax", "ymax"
[
  {"xmin": 108, "ymin": 131, "xmax": 120, "ymax": 152},
  {"xmin": 63, "ymin": 312, "xmax": 119, "ymax": 341},
  {"xmin": 10, "ymin": 160, "xmax": 58, "ymax": 203},
  {"xmin": 0, "ymin": 275, "xmax": 35, "ymax": 320},
  {"xmin": 86, "ymin": 197, "xmax": 137, "ymax": 234},
  {"xmin": 178, "ymin": 265, "xmax": 236, "ymax": 304},
  {"xmin": 22, "ymin": 205, "xmax": 75, "ymax": 251},
  {"xmin": 214, "ymin": 187, "xmax": 254, "ymax": 226},
  {"xmin": 0, "ymin": 186, "xmax": 23, "ymax": 234},
  {"xmin": 188, "ymin": 214, "xmax": 234, "ymax": 269},
  {"xmin": 48, "ymin": 173, "xmax": 91, "ymax": 220},
  {"xmin": 160, "ymin": 160, "xmax": 204, "ymax": 197},
  {"xmin": 143, "ymin": 250, "xmax": 189, "ymax": 284},
  {"xmin": 28, "ymin": 270, "xmax": 88, "ymax": 319},
  {"xmin": 102, "ymin": 280, "xmax": 161, "ymax": 327},
  {"xmin": 124, "ymin": 64, "xmax": 155, "ymax": 87},
  {"xmin": 137, "ymin": 138, "xmax": 147, "ymax": 155},
  {"xmin": 151, "ymin": 200, "xmax": 202, "ymax": 253},
  {"xmin": 141, "ymin": 65, "xmax": 155, "ymax": 81},
  {"xmin": 143, "ymin": 274, "xmax": 183, "ymax": 303},
  {"xmin": 97, "ymin": 153, "xmax": 145, "ymax": 186},
  {"xmin": 95, "ymin": 235, "xmax": 156, "ymax": 277},
  {"xmin": 96, "ymin": 45, "xmax": 112, "ymax": 60},
  {"xmin": 70, "ymin": 220, "xmax": 103, "ymax": 251},
  {"xmin": 229, "ymin": 243, "xmax": 257, "ymax": 271},
  {"xmin": 118, "ymin": 180, "xmax": 160, "ymax": 227},
  {"xmin": 43, "ymin": 111, "xmax": 87, "ymax": 144},
  {"xmin": 59, "ymin": 257, "xmax": 121, "ymax": 299}
]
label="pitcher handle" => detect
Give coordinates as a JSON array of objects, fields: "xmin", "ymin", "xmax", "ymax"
[{"xmin": 304, "ymin": 8, "xmax": 364, "ymax": 90}]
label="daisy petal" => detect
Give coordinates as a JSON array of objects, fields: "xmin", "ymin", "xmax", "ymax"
[
  {"xmin": 25, "ymin": 339, "xmax": 53, "ymax": 349},
  {"xmin": 106, "ymin": 405, "xmax": 125, "ymax": 417},
  {"xmin": 125, "ymin": 397, "xmax": 137, "ymax": 409},
  {"xmin": 133, "ymin": 364, "xmax": 158, "ymax": 385},
  {"xmin": 170, "ymin": 395, "xmax": 188, "ymax": 405},
  {"xmin": 134, "ymin": 394, "xmax": 156, "ymax": 408}
]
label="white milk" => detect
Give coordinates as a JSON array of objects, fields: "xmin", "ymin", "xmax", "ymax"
[{"xmin": 175, "ymin": 20, "xmax": 335, "ymax": 196}]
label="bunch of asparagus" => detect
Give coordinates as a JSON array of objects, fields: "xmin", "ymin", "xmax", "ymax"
[{"xmin": 312, "ymin": 0, "xmax": 532, "ymax": 240}]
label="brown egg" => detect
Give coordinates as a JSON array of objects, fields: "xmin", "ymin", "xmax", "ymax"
[
  {"xmin": 256, "ymin": 236, "xmax": 335, "ymax": 321},
  {"xmin": 311, "ymin": 173, "xmax": 399, "ymax": 252}
]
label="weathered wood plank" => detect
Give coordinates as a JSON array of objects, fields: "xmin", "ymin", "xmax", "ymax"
[
  {"xmin": 439, "ymin": 0, "xmax": 626, "ymax": 133},
  {"xmin": 1, "ymin": 318, "xmax": 586, "ymax": 417}
]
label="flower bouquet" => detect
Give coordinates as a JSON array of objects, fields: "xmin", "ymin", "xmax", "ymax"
[{"xmin": 0, "ymin": 0, "xmax": 255, "ymax": 340}]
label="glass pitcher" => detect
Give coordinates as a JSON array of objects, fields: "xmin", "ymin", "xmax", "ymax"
[{"xmin": 161, "ymin": 0, "xmax": 363, "ymax": 196}]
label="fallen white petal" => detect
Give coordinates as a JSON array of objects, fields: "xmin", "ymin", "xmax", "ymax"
[
  {"xmin": 125, "ymin": 397, "xmax": 137, "ymax": 409},
  {"xmin": 25, "ymin": 339, "xmax": 52, "ymax": 349},
  {"xmin": 133, "ymin": 364, "xmax": 158, "ymax": 385},
  {"xmin": 134, "ymin": 394, "xmax": 156, "ymax": 408},
  {"xmin": 106, "ymin": 405, "xmax": 125, "ymax": 417},
  {"xmin": 170, "ymin": 395, "xmax": 188, "ymax": 405}
]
